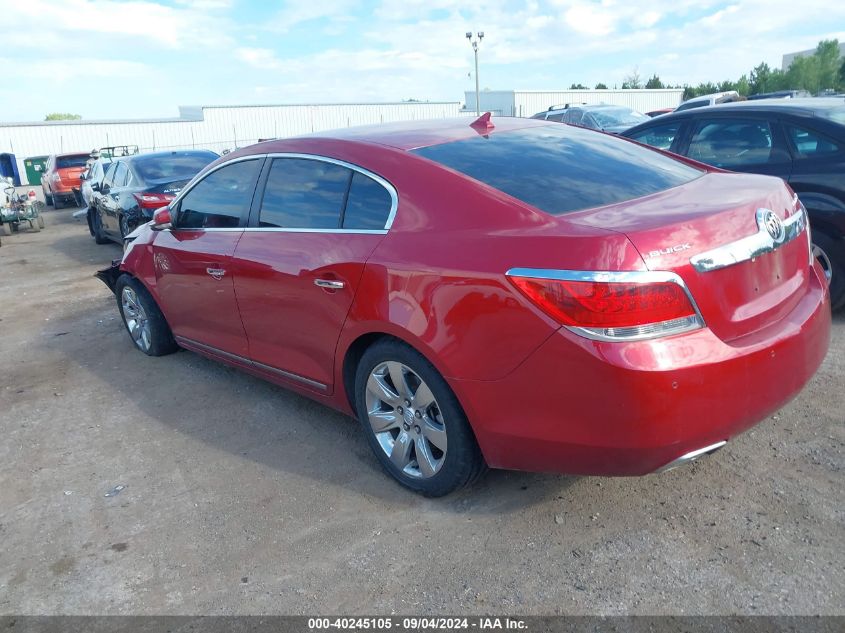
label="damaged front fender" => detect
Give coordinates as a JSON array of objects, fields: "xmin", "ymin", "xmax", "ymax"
[{"xmin": 95, "ymin": 260, "xmax": 123, "ymax": 295}]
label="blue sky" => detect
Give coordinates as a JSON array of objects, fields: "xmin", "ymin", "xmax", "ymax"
[{"xmin": 0, "ymin": 0, "xmax": 843, "ymax": 122}]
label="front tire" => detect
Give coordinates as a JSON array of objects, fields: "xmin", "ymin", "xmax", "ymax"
[
  {"xmin": 115, "ymin": 275, "xmax": 178, "ymax": 357},
  {"xmin": 354, "ymin": 339, "xmax": 486, "ymax": 496},
  {"xmin": 44, "ymin": 188, "xmax": 53, "ymax": 206},
  {"xmin": 813, "ymin": 232, "xmax": 845, "ymax": 311}
]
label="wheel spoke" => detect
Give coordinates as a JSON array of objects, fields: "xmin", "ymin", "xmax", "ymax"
[
  {"xmin": 129, "ymin": 320, "xmax": 142, "ymax": 341},
  {"xmin": 368, "ymin": 410, "xmax": 400, "ymax": 433},
  {"xmin": 411, "ymin": 381, "xmax": 435, "ymax": 410},
  {"xmin": 422, "ymin": 418, "xmax": 447, "ymax": 452},
  {"xmin": 389, "ymin": 431, "xmax": 413, "ymax": 470},
  {"xmin": 387, "ymin": 362, "xmax": 410, "ymax": 400},
  {"xmin": 414, "ymin": 437, "xmax": 437, "ymax": 478},
  {"xmin": 367, "ymin": 372, "xmax": 401, "ymax": 406}
]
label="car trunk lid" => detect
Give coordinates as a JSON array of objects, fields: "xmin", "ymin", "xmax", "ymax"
[{"xmin": 567, "ymin": 172, "xmax": 811, "ymax": 342}]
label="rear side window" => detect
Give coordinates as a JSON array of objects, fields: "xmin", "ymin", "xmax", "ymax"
[
  {"xmin": 56, "ymin": 155, "xmax": 89, "ymax": 169},
  {"xmin": 628, "ymin": 121, "xmax": 682, "ymax": 150},
  {"xmin": 675, "ymin": 100, "xmax": 707, "ymax": 112},
  {"xmin": 343, "ymin": 172, "xmax": 393, "ymax": 229},
  {"xmin": 177, "ymin": 159, "xmax": 262, "ymax": 229},
  {"xmin": 412, "ymin": 126, "xmax": 701, "ymax": 216},
  {"xmin": 786, "ymin": 125, "xmax": 842, "ymax": 157},
  {"xmin": 687, "ymin": 119, "xmax": 773, "ymax": 167},
  {"xmin": 112, "ymin": 162, "xmax": 129, "ymax": 187},
  {"xmin": 259, "ymin": 158, "xmax": 350, "ymax": 229},
  {"xmin": 102, "ymin": 162, "xmax": 118, "ymax": 187}
]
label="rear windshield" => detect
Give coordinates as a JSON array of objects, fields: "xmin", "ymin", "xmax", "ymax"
[
  {"xmin": 132, "ymin": 152, "xmax": 217, "ymax": 182},
  {"xmin": 56, "ymin": 155, "xmax": 89, "ymax": 169},
  {"xmin": 412, "ymin": 125, "xmax": 702, "ymax": 215},
  {"xmin": 590, "ymin": 107, "xmax": 649, "ymax": 127},
  {"xmin": 818, "ymin": 106, "xmax": 845, "ymax": 126}
]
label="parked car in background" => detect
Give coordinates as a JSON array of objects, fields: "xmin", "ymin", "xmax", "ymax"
[
  {"xmin": 675, "ymin": 91, "xmax": 742, "ymax": 112},
  {"xmin": 41, "ymin": 152, "xmax": 90, "ymax": 208},
  {"xmin": 90, "ymin": 149, "xmax": 217, "ymax": 244},
  {"xmin": 747, "ymin": 90, "xmax": 812, "ymax": 100},
  {"xmin": 531, "ymin": 103, "xmax": 649, "ymax": 133},
  {"xmin": 96, "ymin": 116, "xmax": 829, "ymax": 496},
  {"xmin": 646, "ymin": 107, "xmax": 675, "ymax": 117},
  {"xmin": 623, "ymin": 98, "xmax": 845, "ymax": 309}
]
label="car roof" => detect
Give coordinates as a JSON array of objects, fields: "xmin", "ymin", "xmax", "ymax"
[
  {"xmin": 260, "ymin": 116, "xmax": 554, "ymax": 151},
  {"xmin": 122, "ymin": 149, "xmax": 218, "ymax": 163},
  {"xmin": 668, "ymin": 97, "xmax": 844, "ymax": 116}
]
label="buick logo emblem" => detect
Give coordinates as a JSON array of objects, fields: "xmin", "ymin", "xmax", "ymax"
[{"xmin": 762, "ymin": 210, "xmax": 784, "ymax": 241}]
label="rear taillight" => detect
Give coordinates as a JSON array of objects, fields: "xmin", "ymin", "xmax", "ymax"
[
  {"xmin": 133, "ymin": 192, "xmax": 175, "ymax": 210},
  {"xmin": 506, "ymin": 269, "xmax": 704, "ymax": 341}
]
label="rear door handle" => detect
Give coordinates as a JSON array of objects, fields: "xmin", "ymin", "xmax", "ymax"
[
  {"xmin": 314, "ymin": 278, "xmax": 345, "ymax": 290},
  {"xmin": 206, "ymin": 267, "xmax": 226, "ymax": 280}
]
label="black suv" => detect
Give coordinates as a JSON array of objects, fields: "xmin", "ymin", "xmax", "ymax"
[{"xmin": 623, "ymin": 98, "xmax": 845, "ymax": 309}]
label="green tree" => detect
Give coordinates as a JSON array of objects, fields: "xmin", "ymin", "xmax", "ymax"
[
  {"xmin": 645, "ymin": 74, "xmax": 664, "ymax": 89},
  {"xmin": 594, "ymin": 82, "xmax": 608, "ymax": 89},
  {"xmin": 44, "ymin": 113, "xmax": 82, "ymax": 121},
  {"xmin": 570, "ymin": 83, "xmax": 588, "ymax": 89},
  {"xmin": 814, "ymin": 39, "xmax": 842, "ymax": 91},
  {"xmin": 621, "ymin": 67, "xmax": 641, "ymax": 89}
]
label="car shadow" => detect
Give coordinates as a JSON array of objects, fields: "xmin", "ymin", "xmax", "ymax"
[
  {"xmin": 50, "ymin": 230, "xmax": 121, "ymax": 267},
  {"xmin": 44, "ymin": 296, "xmax": 579, "ymax": 513}
]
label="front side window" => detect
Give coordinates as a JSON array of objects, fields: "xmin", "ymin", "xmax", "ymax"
[
  {"xmin": 259, "ymin": 158, "xmax": 350, "ymax": 229},
  {"xmin": 628, "ymin": 122, "xmax": 683, "ymax": 151},
  {"xmin": 546, "ymin": 112, "xmax": 565, "ymax": 122},
  {"xmin": 413, "ymin": 125, "xmax": 702, "ymax": 216},
  {"xmin": 786, "ymin": 124, "xmax": 842, "ymax": 158},
  {"xmin": 687, "ymin": 118, "xmax": 774, "ymax": 168},
  {"xmin": 102, "ymin": 162, "xmax": 118, "ymax": 188},
  {"xmin": 176, "ymin": 159, "xmax": 262, "ymax": 229}
]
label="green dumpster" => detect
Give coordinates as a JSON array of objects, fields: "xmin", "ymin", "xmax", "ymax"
[{"xmin": 23, "ymin": 156, "xmax": 48, "ymax": 187}]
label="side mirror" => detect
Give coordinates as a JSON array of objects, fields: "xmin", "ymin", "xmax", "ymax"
[{"xmin": 152, "ymin": 206, "xmax": 172, "ymax": 230}]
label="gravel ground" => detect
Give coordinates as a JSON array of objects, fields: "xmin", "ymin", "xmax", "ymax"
[{"xmin": 0, "ymin": 208, "xmax": 842, "ymax": 615}]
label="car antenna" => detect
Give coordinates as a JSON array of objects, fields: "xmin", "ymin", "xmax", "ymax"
[{"xmin": 470, "ymin": 112, "xmax": 495, "ymax": 131}]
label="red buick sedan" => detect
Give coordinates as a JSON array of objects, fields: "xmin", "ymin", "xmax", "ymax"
[{"xmin": 98, "ymin": 115, "xmax": 831, "ymax": 496}]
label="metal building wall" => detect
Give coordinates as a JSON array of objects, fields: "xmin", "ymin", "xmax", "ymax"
[{"xmin": 0, "ymin": 102, "xmax": 463, "ymax": 185}]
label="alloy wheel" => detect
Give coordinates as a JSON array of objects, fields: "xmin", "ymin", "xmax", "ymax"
[
  {"xmin": 121, "ymin": 286, "xmax": 152, "ymax": 351},
  {"xmin": 365, "ymin": 361, "xmax": 448, "ymax": 479}
]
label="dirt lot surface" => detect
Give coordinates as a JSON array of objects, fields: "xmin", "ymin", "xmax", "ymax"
[{"xmin": 0, "ymin": 208, "xmax": 843, "ymax": 616}]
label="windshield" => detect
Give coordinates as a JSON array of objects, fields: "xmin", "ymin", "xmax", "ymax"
[
  {"xmin": 413, "ymin": 125, "xmax": 702, "ymax": 216},
  {"xmin": 132, "ymin": 152, "xmax": 217, "ymax": 182},
  {"xmin": 56, "ymin": 154, "xmax": 89, "ymax": 169},
  {"xmin": 590, "ymin": 107, "xmax": 649, "ymax": 127}
]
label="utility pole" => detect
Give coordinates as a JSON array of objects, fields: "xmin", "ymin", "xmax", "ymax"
[{"xmin": 466, "ymin": 31, "xmax": 484, "ymax": 115}]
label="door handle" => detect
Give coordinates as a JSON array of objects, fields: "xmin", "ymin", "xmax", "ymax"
[
  {"xmin": 314, "ymin": 278, "xmax": 345, "ymax": 290},
  {"xmin": 206, "ymin": 267, "xmax": 226, "ymax": 280}
]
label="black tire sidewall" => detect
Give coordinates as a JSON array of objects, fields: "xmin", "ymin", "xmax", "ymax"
[
  {"xmin": 354, "ymin": 339, "xmax": 485, "ymax": 497},
  {"xmin": 115, "ymin": 275, "xmax": 178, "ymax": 357},
  {"xmin": 813, "ymin": 232, "xmax": 845, "ymax": 311}
]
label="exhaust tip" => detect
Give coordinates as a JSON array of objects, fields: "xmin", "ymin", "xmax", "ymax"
[{"xmin": 656, "ymin": 440, "xmax": 727, "ymax": 473}]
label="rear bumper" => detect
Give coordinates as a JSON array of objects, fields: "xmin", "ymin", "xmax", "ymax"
[{"xmin": 453, "ymin": 265, "xmax": 831, "ymax": 476}]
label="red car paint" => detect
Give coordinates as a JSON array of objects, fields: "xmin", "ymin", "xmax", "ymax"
[
  {"xmin": 41, "ymin": 152, "xmax": 89, "ymax": 204},
  {"xmin": 117, "ymin": 117, "xmax": 830, "ymax": 475}
]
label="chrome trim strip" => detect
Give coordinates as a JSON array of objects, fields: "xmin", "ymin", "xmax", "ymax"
[
  {"xmin": 504, "ymin": 268, "xmax": 705, "ymax": 342},
  {"xmin": 175, "ymin": 336, "xmax": 328, "ymax": 391},
  {"xmin": 690, "ymin": 207, "xmax": 807, "ymax": 273},
  {"xmin": 243, "ymin": 228, "xmax": 388, "ymax": 235},
  {"xmin": 655, "ymin": 440, "xmax": 727, "ymax": 473}
]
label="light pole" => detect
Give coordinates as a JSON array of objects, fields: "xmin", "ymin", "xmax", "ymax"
[{"xmin": 466, "ymin": 31, "xmax": 484, "ymax": 115}]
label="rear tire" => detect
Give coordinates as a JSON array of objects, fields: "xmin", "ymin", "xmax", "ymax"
[
  {"xmin": 813, "ymin": 232, "xmax": 845, "ymax": 311},
  {"xmin": 354, "ymin": 339, "xmax": 486, "ymax": 496},
  {"xmin": 91, "ymin": 211, "xmax": 110, "ymax": 244},
  {"xmin": 44, "ymin": 189, "xmax": 53, "ymax": 206},
  {"xmin": 0, "ymin": 223, "xmax": 9, "ymax": 236},
  {"xmin": 53, "ymin": 194, "xmax": 63, "ymax": 210},
  {"xmin": 115, "ymin": 275, "xmax": 178, "ymax": 357}
]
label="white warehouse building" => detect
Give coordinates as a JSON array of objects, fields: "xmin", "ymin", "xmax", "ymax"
[
  {"xmin": 465, "ymin": 89, "xmax": 685, "ymax": 117},
  {"xmin": 0, "ymin": 101, "xmax": 465, "ymax": 186}
]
